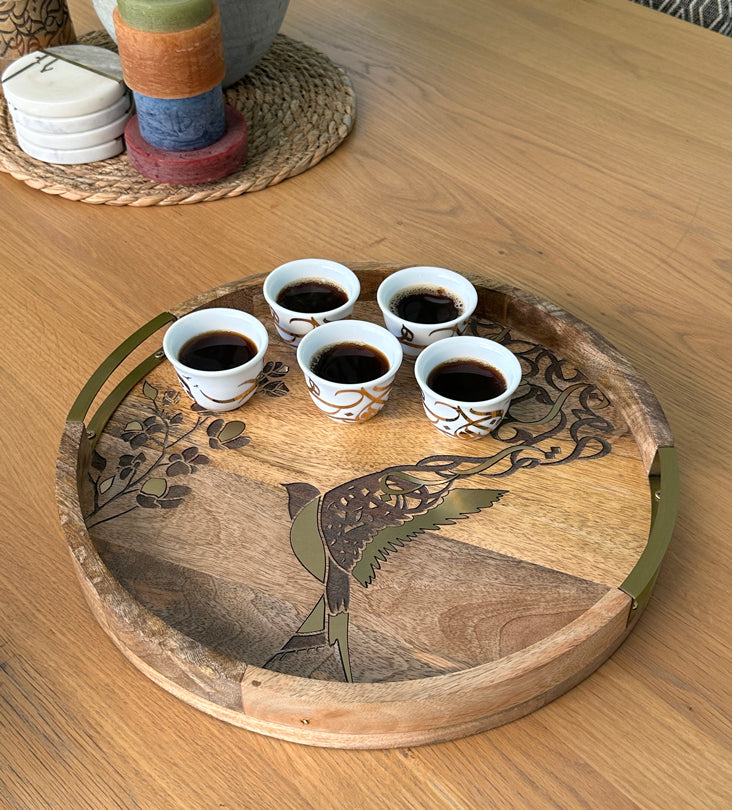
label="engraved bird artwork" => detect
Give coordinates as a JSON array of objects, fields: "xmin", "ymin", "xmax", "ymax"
[{"xmin": 264, "ymin": 452, "xmax": 524, "ymax": 683}]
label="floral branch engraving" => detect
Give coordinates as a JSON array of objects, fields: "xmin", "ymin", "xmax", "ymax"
[
  {"xmin": 85, "ymin": 382, "xmax": 250, "ymax": 528},
  {"xmin": 85, "ymin": 361, "xmax": 290, "ymax": 528}
]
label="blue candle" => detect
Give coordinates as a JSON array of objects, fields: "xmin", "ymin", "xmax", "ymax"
[{"xmin": 133, "ymin": 85, "xmax": 226, "ymax": 151}]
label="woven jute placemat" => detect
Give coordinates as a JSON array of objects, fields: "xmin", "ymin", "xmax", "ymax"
[{"xmin": 0, "ymin": 31, "xmax": 356, "ymax": 206}]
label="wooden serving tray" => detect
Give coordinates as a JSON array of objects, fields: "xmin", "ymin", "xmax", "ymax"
[{"xmin": 56, "ymin": 262, "xmax": 678, "ymax": 748}]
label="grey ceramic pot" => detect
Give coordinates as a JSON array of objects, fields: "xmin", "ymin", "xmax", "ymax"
[{"xmin": 92, "ymin": 0, "xmax": 290, "ymax": 87}]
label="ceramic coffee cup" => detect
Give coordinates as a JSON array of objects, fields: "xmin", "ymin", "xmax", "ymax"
[
  {"xmin": 414, "ymin": 335, "xmax": 522, "ymax": 439},
  {"xmin": 263, "ymin": 258, "xmax": 360, "ymax": 348},
  {"xmin": 162, "ymin": 308, "xmax": 268, "ymax": 412},
  {"xmin": 376, "ymin": 266, "xmax": 478, "ymax": 359},
  {"xmin": 296, "ymin": 319, "xmax": 403, "ymax": 423}
]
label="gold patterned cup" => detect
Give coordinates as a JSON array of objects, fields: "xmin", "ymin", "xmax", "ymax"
[
  {"xmin": 262, "ymin": 258, "xmax": 360, "ymax": 348},
  {"xmin": 376, "ymin": 266, "xmax": 478, "ymax": 359},
  {"xmin": 162, "ymin": 308, "xmax": 268, "ymax": 412},
  {"xmin": 0, "ymin": 0, "xmax": 76, "ymax": 73},
  {"xmin": 414, "ymin": 336, "xmax": 522, "ymax": 439},
  {"xmin": 296, "ymin": 319, "xmax": 403, "ymax": 423}
]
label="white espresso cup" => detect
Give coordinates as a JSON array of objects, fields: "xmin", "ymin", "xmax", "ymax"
[
  {"xmin": 414, "ymin": 336, "xmax": 522, "ymax": 439},
  {"xmin": 162, "ymin": 308, "xmax": 268, "ymax": 412},
  {"xmin": 262, "ymin": 258, "xmax": 360, "ymax": 347},
  {"xmin": 376, "ymin": 266, "xmax": 478, "ymax": 358},
  {"xmin": 296, "ymin": 319, "xmax": 403, "ymax": 423}
]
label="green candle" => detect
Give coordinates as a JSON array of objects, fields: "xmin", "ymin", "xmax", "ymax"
[{"xmin": 117, "ymin": 0, "xmax": 212, "ymax": 33}]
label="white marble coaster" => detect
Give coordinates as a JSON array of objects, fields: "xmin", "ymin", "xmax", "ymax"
[
  {"xmin": 1, "ymin": 46, "xmax": 127, "ymax": 118},
  {"xmin": 14, "ymin": 132, "xmax": 125, "ymax": 164},
  {"xmin": 12, "ymin": 108, "xmax": 132, "ymax": 150},
  {"xmin": 9, "ymin": 92, "xmax": 132, "ymax": 134},
  {"xmin": 46, "ymin": 44, "xmax": 125, "ymax": 82}
]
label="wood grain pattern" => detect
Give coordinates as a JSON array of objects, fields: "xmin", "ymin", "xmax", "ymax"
[{"xmin": 3, "ymin": 0, "xmax": 730, "ymax": 803}]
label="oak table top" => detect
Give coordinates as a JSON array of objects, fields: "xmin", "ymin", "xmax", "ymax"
[{"xmin": 1, "ymin": 0, "xmax": 730, "ymax": 807}]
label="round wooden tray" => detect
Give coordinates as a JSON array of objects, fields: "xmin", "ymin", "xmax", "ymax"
[{"xmin": 56, "ymin": 262, "xmax": 678, "ymax": 748}]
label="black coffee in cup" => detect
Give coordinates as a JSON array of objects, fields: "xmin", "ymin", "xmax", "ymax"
[
  {"xmin": 427, "ymin": 358, "xmax": 507, "ymax": 401},
  {"xmin": 179, "ymin": 330, "xmax": 257, "ymax": 372},
  {"xmin": 390, "ymin": 285, "xmax": 463, "ymax": 324},
  {"xmin": 276, "ymin": 278, "xmax": 349, "ymax": 313},
  {"xmin": 311, "ymin": 341, "xmax": 389, "ymax": 384}
]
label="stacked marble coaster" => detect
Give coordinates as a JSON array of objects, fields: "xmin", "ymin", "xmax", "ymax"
[
  {"xmin": 0, "ymin": 45, "xmax": 131, "ymax": 164},
  {"xmin": 114, "ymin": 0, "xmax": 248, "ymax": 184}
]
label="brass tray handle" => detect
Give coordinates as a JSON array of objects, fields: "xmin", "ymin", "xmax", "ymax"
[
  {"xmin": 66, "ymin": 311, "xmax": 176, "ymax": 446},
  {"xmin": 620, "ymin": 445, "xmax": 679, "ymax": 622}
]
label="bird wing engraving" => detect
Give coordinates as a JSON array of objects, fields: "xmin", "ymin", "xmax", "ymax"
[
  {"xmin": 319, "ymin": 468, "xmax": 473, "ymax": 573},
  {"xmin": 351, "ymin": 488, "xmax": 506, "ymax": 587}
]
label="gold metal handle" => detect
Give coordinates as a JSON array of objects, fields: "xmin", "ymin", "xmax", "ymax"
[
  {"xmin": 620, "ymin": 446, "xmax": 679, "ymax": 622},
  {"xmin": 66, "ymin": 312, "xmax": 176, "ymax": 442}
]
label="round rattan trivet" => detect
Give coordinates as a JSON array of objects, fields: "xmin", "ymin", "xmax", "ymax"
[{"xmin": 0, "ymin": 31, "xmax": 355, "ymax": 206}]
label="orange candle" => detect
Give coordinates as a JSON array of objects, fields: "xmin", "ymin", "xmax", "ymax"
[{"xmin": 113, "ymin": 4, "xmax": 225, "ymax": 98}]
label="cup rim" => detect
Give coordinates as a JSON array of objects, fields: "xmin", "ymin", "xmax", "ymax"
[
  {"xmin": 376, "ymin": 266, "xmax": 478, "ymax": 330},
  {"xmin": 162, "ymin": 307, "xmax": 268, "ymax": 377},
  {"xmin": 262, "ymin": 258, "xmax": 361, "ymax": 320},
  {"xmin": 296, "ymin": 319, "xmax": 403, "ymax": 388},
  {"xmin": 414, "ymin": 335, "xmax": 522, "ymax": 406}
]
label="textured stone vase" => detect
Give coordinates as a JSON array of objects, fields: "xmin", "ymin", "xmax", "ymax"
[
  {"xmin": 91, "ymin": 0, "xmax": 290, "ymax": 87},
  {"xmin": 0, "ymin": 0, "xmax": 77, "ymax": 71}
]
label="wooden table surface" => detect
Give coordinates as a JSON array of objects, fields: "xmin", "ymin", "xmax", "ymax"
[{"xmin": 2, "ymin": 0, "xmax": 730, "ymax": 807}]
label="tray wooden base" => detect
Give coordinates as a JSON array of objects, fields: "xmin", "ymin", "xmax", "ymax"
[{"xmin": 56, "ymin": 263, "xmax": 677, "ymax": 747}]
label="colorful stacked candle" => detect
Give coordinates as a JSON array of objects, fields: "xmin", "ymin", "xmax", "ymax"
[{"xmin": 114, "ymin": 0, "xmax": 248, "ymax": 184}]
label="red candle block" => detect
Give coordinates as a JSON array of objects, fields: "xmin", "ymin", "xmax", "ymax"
[
  {"xmin": 113, "ymin": 4, "xmax": 225, "ymax": 98},
  {"xmin": 124, "ymin": 104, "xmax": 248, "ymax": 184}
]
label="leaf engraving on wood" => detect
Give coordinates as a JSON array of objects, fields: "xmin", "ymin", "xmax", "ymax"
[{"xmin": 85, "ymin": 385, "xmax": 252, "ymax": 527}]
